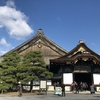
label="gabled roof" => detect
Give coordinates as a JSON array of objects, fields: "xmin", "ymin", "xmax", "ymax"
[
  {"xmin": 50, "ymin": 40, "xmax": 100, "ymax": 63},
  {"xmin": 2, "ymin": 29, "xmax": 68, "ymax": 56}
]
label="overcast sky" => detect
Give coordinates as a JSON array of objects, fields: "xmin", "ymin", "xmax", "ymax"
[{"xmin": 0, "ymin": 0, "xmax": 100, "ymax": 55}]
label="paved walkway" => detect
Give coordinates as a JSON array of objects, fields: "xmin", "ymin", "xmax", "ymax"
[{"xmin": 0, "ymin": 91, "xmax": 100, "ymax": 100}]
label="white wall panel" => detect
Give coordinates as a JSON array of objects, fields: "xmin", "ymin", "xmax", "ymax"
[{"xmin": 63, "ymin": 73, "xmax": 73, "ymax": 84}]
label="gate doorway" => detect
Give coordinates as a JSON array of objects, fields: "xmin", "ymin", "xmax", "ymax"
[{"xmin": 73, "ymin": 73, "xmax": 92, "ymax": 89}]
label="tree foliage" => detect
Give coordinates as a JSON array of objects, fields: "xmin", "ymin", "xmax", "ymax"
[
  {"xmin": 0, "ymin": 52, "xmax": 20, "ymax": 92},
  {"xmin": 17, "ymin": 51, "xmax": 53, "ymax": 84},
  {"xmin": 0, "ymin": 51, "xmax": 53, "ymax": 92}
]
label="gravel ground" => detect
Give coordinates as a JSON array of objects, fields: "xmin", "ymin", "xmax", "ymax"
[{"xmin": 0, "ymin": 91, "xmax": 100, "ymax": 100}]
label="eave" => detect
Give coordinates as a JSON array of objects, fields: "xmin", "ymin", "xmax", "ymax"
[{"xmin": 50, "ymin": 40, "xmax": 100, "ymax": 64}]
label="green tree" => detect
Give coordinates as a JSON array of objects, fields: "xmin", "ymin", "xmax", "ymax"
[
  {"xmin": 0, "ymin": 52, "xmax": 21, "ymax": 92},
  {"xmin": 17, "ymin": 51, "xmax": 53, "ymax": 91}
]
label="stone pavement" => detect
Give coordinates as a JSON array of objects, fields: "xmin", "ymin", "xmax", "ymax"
[{"xmin": 0, "ymin": 91, "xmax": 100, "ymax": 100}]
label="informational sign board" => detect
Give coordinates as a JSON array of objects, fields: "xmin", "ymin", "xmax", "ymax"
[
  {"xmin": 39, "ymin": 80, "xmax": 47, "ymax": 95},
  {"xmin": 54, "ymin": 87, "xmax": 62, "ymax": 95},
  {"xmin": 40, "ymin": 80, "xmax": 47, "ymax": 88}
]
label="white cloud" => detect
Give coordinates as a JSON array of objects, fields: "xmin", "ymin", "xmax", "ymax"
[
  {"xmin": 0, "ymin": 24, "xmax": 3, "ymax": 28},
  {"xmin": 0, "ymin": 0, "xmax": 33, "ymax": 40},
  {"xmin": 0, "ymin": 38, "xmax": 11, "ymax": 47},
  {"xmin": 0, "ymin": 37, "xmax": 11, "ymax": 56},
  {"xmin": 6, "ymin": 0, "xmax": 15, "ymax": 8},
  {"xmin": 0, "ymin": 50, "xmax": 8, "ymax": 56}
]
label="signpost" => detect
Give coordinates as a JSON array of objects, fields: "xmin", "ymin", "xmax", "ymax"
[
  {"xmin": 54, "ymin": 87, "xmax": 62, "ymax": 95},
  {"xmin": 39, "ymin": 79, "xmax": 47, "ymax": 95}
]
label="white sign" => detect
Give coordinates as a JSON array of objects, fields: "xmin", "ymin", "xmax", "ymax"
[{"xmin": 40, "ymin": 80, "xmax": 47, "ymax": 88}]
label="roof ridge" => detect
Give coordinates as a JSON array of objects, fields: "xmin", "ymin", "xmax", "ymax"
[{"xmin": 36, "ymin": 28, "xmax": 44, "ymax": 36}]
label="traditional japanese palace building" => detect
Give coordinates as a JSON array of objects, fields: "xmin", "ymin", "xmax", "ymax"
[
  {"xmin": 0, "ymin": 29, "xmax": 68, "ymax": 65},
  {"xmin": 50, "ymin": 40, "xmax": 100, "ymax": 88},
  {"xmin": 0, "ymin": 29, "xmax": 100, "ymax": 90}
]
